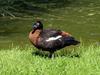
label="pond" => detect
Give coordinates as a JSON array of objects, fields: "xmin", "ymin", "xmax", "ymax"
[{"xmin": 0, "ymin": 6, "xmax": 100, "ymax": 49}]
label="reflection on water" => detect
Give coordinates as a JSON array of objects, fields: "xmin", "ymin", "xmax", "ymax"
[
  {"xmin": 90, "ymin": 33, "xmax": 100, "ymax": 36},
  {"xmin": 0, "ymin": 32, "xmax": 29, "ymax": 49},
  {"xmin": 0, "ymin": 18, "xmax": 32, "ymax": 49}
]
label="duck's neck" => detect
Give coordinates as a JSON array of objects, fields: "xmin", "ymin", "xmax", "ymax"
[
  {"xmin": 29, "ymin": 29, "xmax": 42, "ymax": 45},
  {"xmin": 32, "ymin": 29, "xmax": 42, "ymax": 34}
]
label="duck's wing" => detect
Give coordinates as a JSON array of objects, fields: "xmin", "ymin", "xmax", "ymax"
[
  {"xmin": 38, "ymin": 35, "xmax": 79, "ymax": 51},
  {"xmin": 40, "ymin": 29, "xmax": 62, "ymax": 38},
  {"xmin": 37, "ymin": 29, "xmax": 73, "ymax": 50}
]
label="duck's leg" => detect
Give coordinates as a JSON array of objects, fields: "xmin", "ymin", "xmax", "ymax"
[{"xmin": 49, "ymin": 51, "xmax": 54, "ymax": 58}]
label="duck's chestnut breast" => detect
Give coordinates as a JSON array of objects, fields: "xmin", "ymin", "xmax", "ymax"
[{"xmin": 29, "ymin": 29, "xmax": 41, "ymax": 45}]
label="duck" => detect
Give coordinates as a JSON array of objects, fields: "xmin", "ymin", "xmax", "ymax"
[{"xmin": 29, "ymin": 20, "xmax": 80, "ymax": 57}]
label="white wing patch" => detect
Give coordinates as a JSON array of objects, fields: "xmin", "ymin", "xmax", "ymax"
[{"xmin": 46, "ymin": 35, "xmax": 62, "ymax": 42}]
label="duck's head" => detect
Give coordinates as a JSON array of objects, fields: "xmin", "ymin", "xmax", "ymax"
[{"xmin": 32, "ymin": 21, "xmax": 43, "ymax": 30}]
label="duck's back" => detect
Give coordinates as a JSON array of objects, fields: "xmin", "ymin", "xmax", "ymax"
[
  {"xmin": 40, "ymin": 29, "xmax": 61, "ymax": 38},
  {"xmin": 37, "ymin": 29, "xmax": 79, "ymax": 51}
]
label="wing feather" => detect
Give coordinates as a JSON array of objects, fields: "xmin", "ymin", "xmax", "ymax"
[{"xmin": 40, "ymin": 29, "xmax": 61, "ymax": 38}]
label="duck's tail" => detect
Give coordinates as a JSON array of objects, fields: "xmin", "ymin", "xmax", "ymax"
[{"xmin": 64, "ymin": 36, "xmax": 80, "ymax": 46}]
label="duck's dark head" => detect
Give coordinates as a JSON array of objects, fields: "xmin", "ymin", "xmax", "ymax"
[{"xmin": 32, "ymin": 21, "xmax": 43, "ymax": 30}]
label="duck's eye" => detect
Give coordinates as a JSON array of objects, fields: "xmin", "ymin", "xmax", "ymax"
[
  {"xmin": 36, "ymin": 23, "xmax": 40, "ymax": 26},
  {"xmin": 32, "ymin": 24, "xmax": 38, "ymax": 29},
  {"xmin": 33, "ymin": 25, "xmax": 37, "ymax": 28}
]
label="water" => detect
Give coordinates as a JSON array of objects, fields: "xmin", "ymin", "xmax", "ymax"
[
  {"xmin": 0, "ymin": 2, "xmax": 100, "ymax": 49},
  {"xmin": 0, "ymin": 17, "xmax": 32, "ymax": 49}
]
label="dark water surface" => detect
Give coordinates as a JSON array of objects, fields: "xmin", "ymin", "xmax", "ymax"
[
  {"xmin": 0, "ymin": 17, "xmax": 32, "ymax": 49},
  {"xmin": 0, "ymin": 6, "xmax": 100, "ymax": 49}
]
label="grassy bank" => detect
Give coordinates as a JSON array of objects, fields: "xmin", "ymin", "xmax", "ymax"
[{"xmin": 0, "ymin": 45, "xmax": 100, "ymax": 75}]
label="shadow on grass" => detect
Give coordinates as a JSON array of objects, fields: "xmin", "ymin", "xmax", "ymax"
[
  {"xmin": 32, "ymin": 50, "xmax": 80, "ymax": 58},
  {"xmin": 32, "ymin": 50, "xmax": 50, "ymax": 58}
]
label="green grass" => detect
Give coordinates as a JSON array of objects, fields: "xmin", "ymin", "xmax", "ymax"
[{"xmin": 0, "ymin": 45, "xmax": 100, "ymax": 75}]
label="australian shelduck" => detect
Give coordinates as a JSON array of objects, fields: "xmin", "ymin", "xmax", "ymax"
[{"xmin": 29, "ymin": 20, "xmax": 80, "ymax": 57}]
